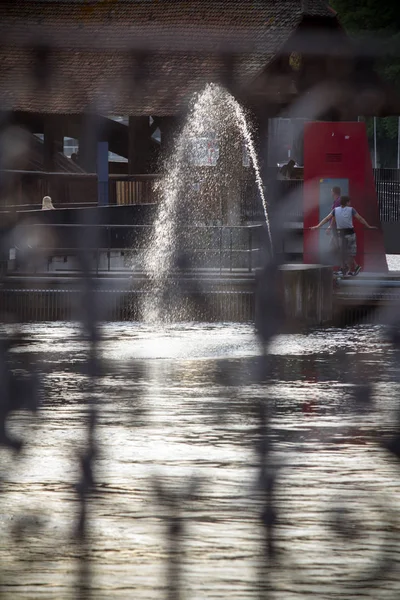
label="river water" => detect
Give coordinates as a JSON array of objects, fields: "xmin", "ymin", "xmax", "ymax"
[{"xmin": 1, "ymin": 321, "xmax": 400, "ymax": 599}]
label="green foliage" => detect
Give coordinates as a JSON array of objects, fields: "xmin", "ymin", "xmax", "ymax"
[
  {"xmin": 360, "ymin": 117, "xmax": 399, "ymax": 167},
  {"xmin": 330, "ymin": 1, "xmax": 400, "ymax": 90},
  {"xmin": 364, "ymin": 116, "xmax": 398, "ymax": 140},
  {"xmin": 330, "ymin": 2, "xmax": 400, "ymax": 33},
  {"xmin": 330, "ymin": 1, "xmax": 400, "ymax": 165}
]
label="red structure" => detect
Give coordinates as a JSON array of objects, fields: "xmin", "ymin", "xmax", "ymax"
[{"xmin": 303, "ymin": 122, "xmax": 388, "ymax": 272}]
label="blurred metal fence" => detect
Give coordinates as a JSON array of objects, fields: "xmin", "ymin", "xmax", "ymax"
[{"xmin": 1, "ymin": 4, "xmax": 400, "ymax": 599}]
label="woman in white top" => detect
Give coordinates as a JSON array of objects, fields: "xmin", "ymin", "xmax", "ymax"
[
  {"xmin": 311, "ymin": 195, "xmax": 376, "ymax": 276},
  {"xmin": 42, "ymin": 196, "xmax": 55, "ymax": 210}
]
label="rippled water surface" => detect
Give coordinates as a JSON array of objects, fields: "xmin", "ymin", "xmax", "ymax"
[{"xmin": 1, "ymin": 321, "xmax": 400, "ymax": 599}]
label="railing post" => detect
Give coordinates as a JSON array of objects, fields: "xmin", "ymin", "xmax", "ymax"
[
  {"xmin": 248, "ymin": 227, "xmax": 253, "ymax": 272},
  {"xmin": 107, "ymin": 227, "xmax": 111, "ymax": 272},
  {"xmin": 97, "ymin": 142, "xmax": 109, "ymax": 206},
  {"xmin": 96, "ymin": 246, "xmax": 99, "ymax": 276},
  {"xmin": 219, "ymin": 227, "xmax": 223, "ymax": 275},
  {"xmin": 229, "ymin": 228, "xmax": 233, "ymax": 272}
]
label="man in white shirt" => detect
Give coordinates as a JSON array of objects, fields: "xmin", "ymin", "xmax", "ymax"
[{"xmin": 311, "ymin": 196, "xmax": 377, "ymax": 276}]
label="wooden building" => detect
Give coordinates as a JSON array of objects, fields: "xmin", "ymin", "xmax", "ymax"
[
  {"xmin": 0, "ymin": 0, "xmax": 400, "ymax": 219},
  {"xmin": 0, "ymin": 0, "xmax": 399, "ymax": 210}
]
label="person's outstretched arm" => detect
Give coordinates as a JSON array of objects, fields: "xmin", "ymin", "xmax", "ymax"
[
  {"xmin": 310, "ymin": 212, "xmax": 334, "ymax": 230},
  {"xmin": 354, "ymin": 212, "xmax": 377, "ymax": 229}
]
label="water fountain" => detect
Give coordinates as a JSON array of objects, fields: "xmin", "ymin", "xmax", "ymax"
[{"xmin": 142, "ymin": 83, "xmax": 272, "ymax": 323}]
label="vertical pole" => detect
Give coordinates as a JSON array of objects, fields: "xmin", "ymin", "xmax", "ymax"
[
  {"xmin": 79, "ymin": 113, "xmax": 100, "ymax": 173},
  {"xmin": 128, "ymin": 116, "xmax": 151, "ymax": 174},
  {"xmin": 44, "ymin": 116, "xmax": 63, "ymax": 171},
  {"xmin": 107, "ymin": 227, "xmax": 111, "ymax": 272},
  {"xmin": 373, "ymin": 117, "xmax": 377, "ymax": 169},
  {"xmin": 219, "ymin": 227, "xmax": 223, "ymax": 275},
  {"xmin": 248, "ymin": 227, "xmax": 253, "ymax": 273},
  {"xmin": 397, "ymin": 116, "xmax": 400, "ymax": 169},
  {"xmin": 97, "ymin": 141, "xmax": 109, "ymax": 206},
  {"xmin": 229, "ymin": 228, "xmax": 233, "ymax": 272}
]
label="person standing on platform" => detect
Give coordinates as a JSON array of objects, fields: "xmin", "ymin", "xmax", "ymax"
[{"xmin": 311, "ymin": 195, "xmax": 377, "ymax": 276}]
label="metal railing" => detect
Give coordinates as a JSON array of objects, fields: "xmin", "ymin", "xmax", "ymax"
[
  {"xmin": 0, "ymin": 171, "xmax": 159, "ymax": 210},
  {"xmin": 0, "ymin": 170, "xmax": 98, "ymax": 208},
  {"xmin": 0, "ymin": 288, "xmax": 255, "ymax": 322},
  {"xmin": 8, "ymin": 223, "xmax": 267, "ymax": 275},
  {"xmin": 374, "ymin": 168, "xmax": 400, "ymax": 221}
]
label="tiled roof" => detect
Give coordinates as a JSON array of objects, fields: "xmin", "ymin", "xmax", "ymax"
[{"xmin": 0, "ymin": 0, "xmax": 336, "ymax": 115}]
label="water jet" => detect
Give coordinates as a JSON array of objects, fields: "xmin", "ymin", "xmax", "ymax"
[{"xmin": 142, "ymin": 84, "xmax": 272, "ymax": 323}]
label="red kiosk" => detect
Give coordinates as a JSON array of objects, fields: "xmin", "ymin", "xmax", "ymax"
[{"xmin": 303, "ymin": 122, "xmax": 387, "ymax": 273}]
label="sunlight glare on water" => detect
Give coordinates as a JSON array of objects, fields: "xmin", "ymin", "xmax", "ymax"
[{"xmin": 1, "ymin": 321, "xmax": 400, "ymax": 599}]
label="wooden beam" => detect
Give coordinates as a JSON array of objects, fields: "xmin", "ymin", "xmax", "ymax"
[
  {"xmin": 128, "ymin": 116, "xmax": 152, "ymax": 174},
  {"xmin": 157, "ymin": 117, "xmax": 179, "ymax": 157},
  {"xmin": 78, "ymin": 113, "xmax": 105, "ymax": 173},
  {"xmin": 43, "ymin": 115, "xmax": 63, "ymax": 171}
]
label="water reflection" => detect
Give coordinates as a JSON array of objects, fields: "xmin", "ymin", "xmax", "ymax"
[{"xmin": 1, "ymin": 322, "xmax": 400, "ymax": 598}]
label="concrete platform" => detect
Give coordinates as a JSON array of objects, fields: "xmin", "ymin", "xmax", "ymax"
[{"xmin": 0, "ymin": 264, "xmax": 340, "ymax": 327}]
